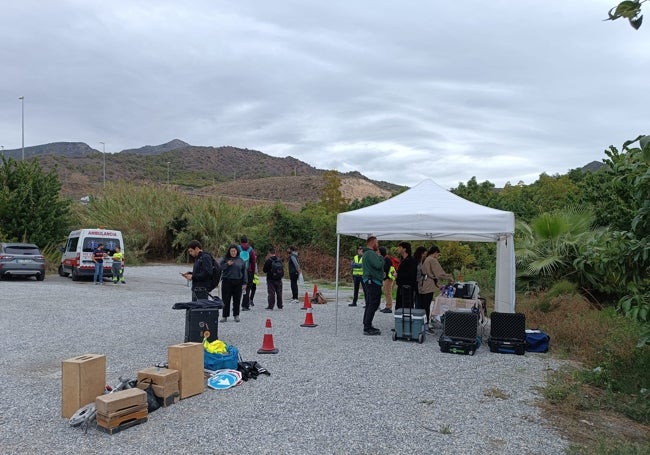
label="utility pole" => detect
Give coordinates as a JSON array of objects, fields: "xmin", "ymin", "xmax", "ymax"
[
  {"xmin": 167, "ymin": 161, "xmax": 171, "ymax": 185},
  {"xmin": 18, "ymin": 96, "xmax": 24, "ymax": 160},
  {"xmin": 99, "ymin": 141, "xmax": 106, "ymax": 188}
]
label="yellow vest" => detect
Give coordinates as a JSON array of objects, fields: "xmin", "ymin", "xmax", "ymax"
[
  {"xmin": 352, "ymin": 255, "xmax": 363, "ymax": 275},
  {"xmin": 388, "ymin": 265, "xmax": 396, "ymax": 280},
  {"xmin": 112, "ymin": 251, "xmax": 124, "ymax": 262}
]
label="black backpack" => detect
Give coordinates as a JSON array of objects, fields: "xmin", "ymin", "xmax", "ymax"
[
  {"xmin": 270, "ymin": 257, "xmax": 284, "ymax": 280},
  {"xmin": 208, "ymin": 253, "xmax": 221, "ymax": 292}
]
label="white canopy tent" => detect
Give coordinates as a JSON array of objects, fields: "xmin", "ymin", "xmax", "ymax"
[{"xmin": 335, "ymin": 178, "xmax": 516, "ymax": 313}]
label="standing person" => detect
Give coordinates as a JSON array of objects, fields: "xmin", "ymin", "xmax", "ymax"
[
  {"xmin": 349, "ymin": 246, "xmax": 365, "ymax": 307},
  {"xmin": 286, "ymin": 245, "xmax": 302, "ymax": 304},
  {"xmin": 379, "ymin": 246, "xmax": 395, "ymax": 313},
  {"xmin": 250, "ymin": 272, "xmax": 259, "ymax": 306},
  {"xmin": 181, "ymin": 240, "xmax": 212, "ymax": 301},
  {"xmin": 219, "ymin": 244, "xmax": 247, "ymax": 323},
  {"xmin": 361, "ymin": 236, "xmax": 384, "ymax": 336},
  {"xmin": 111, "ymin": 246, "xmax": 126, "ymax": 284},
  {"xmin": 413, "ymin": 246, "xmax": 428, "ymax": 310},
  {"xmin": 93, "ymin": 243, "xmax": 106, "ymax": 285},
  {"xmin": 395, "ymin": 242, "xmax": 418, "ymax": 310},
  {"xmin": 419, "ymin": 245, "xmax": 449, "ymax": 323},
  {"xmin": 262, "ymin": 248, "xmax": 284, "ymax": 310},
  {"xmin": 238, "ymin": 236, "xmax": 257, "ymax": 311}
]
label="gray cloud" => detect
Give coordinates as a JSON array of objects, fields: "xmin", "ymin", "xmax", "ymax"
[{"xmin": 1, "ymin": 0, "xmax": 648, "ymax": 189}]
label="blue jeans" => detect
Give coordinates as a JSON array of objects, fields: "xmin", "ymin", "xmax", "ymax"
[{"xmin": 93, "ymin": 262, "xmax": 104, "ymax": 283}]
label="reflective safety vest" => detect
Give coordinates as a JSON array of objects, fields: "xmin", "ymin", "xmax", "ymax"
[
  {"xmin": 352, "ymin": 255, "xmax": 363, "ymax": 276},
  {"xmin": 388, "ymin": 265, "xmax": 396, "ymax": 280}
]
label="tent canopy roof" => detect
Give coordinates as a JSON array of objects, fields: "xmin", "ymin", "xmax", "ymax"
[{"xmin": 336, "ymin": 178, "xmax": 514, "ymax": 242}]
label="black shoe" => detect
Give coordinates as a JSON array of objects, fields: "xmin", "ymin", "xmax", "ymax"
[
  {"xmin": 363, "ymin": 328, "xmax": 381, "ymax": 336},
  {"xmin": 380, "ymin": 308, "xmax": 392, "ymax": 313},
  {"xmin": 265, "ymin": 307, "xmax": 273, "ymax": 310},
  {"xmin": 277, "ymin": 306, "xmax": 283, "ymax": 310},
  {"xmin": 241, "ymin": 307, "xmax": 250, "ymax": 311},
  {"xmin": 348, "ymin": 303, "xmax": 357, "ymax": 307},
  {"xmin": 250, "ymin": 301, "xmax": 255, "ymax": 307}
]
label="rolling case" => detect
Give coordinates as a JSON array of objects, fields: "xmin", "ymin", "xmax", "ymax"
[
  {"xmin": 185, "ymin": 309, "xmax": 219, "ymax": 343},
  {"xmin": 392, "ymin": 285, "xmax": 425, "ymax": 343},
  {"xmin": 393, "ymin": 308, "xmax": 426, "ymax": 343},
  {"xmin": 438, "ymin": 310, "xmax": 480, "ymax": 355},
  {"xmin": 487, "ymin": 312, "xmax": 526, "ymax": 355}
]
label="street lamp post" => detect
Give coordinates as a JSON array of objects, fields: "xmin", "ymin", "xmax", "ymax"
[
  {"xmin": 18, "ymin": 96, "xmax": 24, "ymax": 160},
  {"xmin": 99, "ymin": 141, "xmax": 106, "ymax": 188}
]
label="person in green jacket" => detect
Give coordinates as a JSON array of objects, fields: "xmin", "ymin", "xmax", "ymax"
[{"xmin": 361, "ymin": 236, "xmax": 385, "ymax": 336}]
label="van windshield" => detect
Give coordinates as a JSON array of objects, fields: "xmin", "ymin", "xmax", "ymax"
[{"xmin": 82, "ymin": 237, "xmax": 122, "ymax": 254}]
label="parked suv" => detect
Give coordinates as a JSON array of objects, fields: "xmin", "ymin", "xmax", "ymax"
[{"xmin": 0, "ymin": 243, "xmax": 46, "ymax": 281}]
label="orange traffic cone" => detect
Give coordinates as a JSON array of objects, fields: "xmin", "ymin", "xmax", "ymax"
[
  {"xmin": 257, "ymin": 318, "xmax": 279, "ymax": 354},
  {"xmin": 301, "ymin": 291, "xmax": 310, "ymax": 310},
  {"xmin": 300, "ymin": 305, "xmax": 318, "ymax": 328},
  {"xmin": 312, "ymin": 284, "xmax": 318, "ymax": 299}
]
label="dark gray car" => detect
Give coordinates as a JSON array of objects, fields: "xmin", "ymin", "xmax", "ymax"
[{"xmin": 0, "ymin": 242, "xmax": 46, "ymax": 281}]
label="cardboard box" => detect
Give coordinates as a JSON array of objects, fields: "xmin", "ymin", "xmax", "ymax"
[
  {"xmin": 95, "ymin": 388, "xmax": 147, "ymax": 415},
  {"xmin": 61, "ymin": 354, "xmax": 106, "ymax": 418},
  {"xmin": 137, "ymin": 367, "xmax": 180, "ymax": 407},
  {"xmin": 137, "ymin": 367, "xmax": 179, "ymax": 386},
  {"xmin": 168, "ymin": 342, "xmax": 204, "ymax": 399}
]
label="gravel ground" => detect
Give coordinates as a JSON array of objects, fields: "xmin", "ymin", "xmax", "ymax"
[{"xmin": 0, "ymin": 266, "xmax": 568, "ymax": 454}]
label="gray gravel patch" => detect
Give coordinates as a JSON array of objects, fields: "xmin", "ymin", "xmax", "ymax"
[{"xmin": 0, "ymin": 266, "xmax": 568, "ymax": 454}]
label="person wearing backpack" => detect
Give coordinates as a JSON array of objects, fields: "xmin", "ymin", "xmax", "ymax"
[
  {"xmin": 262, "ymin": 248, "xmax": 284, "ymax": 310},
  {"xmin": 238, "ymin": 236, "xmax": 257, "ymax": 311},
  {"xmin": 181, "ymin": 240, "xmax": 213, "ymax": 301},
  {"xmin": 219, "ymin": 244, "xmax": 248, "ymax": 322}
]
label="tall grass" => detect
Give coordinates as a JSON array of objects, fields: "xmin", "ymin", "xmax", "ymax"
[
  {"xmin": 73, "ymin": 182, "xmax": 248, "ymax": 262},
  {"xmin": 518, "ymin": 291, "xmax": 650, "ymax": 426}
]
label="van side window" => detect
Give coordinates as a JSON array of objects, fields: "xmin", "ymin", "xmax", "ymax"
[{"xmin": 67, "ymin": 237, "xmax": 78, "ymax": 253}]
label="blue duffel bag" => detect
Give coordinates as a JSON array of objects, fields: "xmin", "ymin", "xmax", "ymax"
[
  {"xmin": 525, "ymin": 330, "xmax": 550, "ymax": 352},
  {"xmin": 205, "ymin": 345, "xmax": 239, "ymax": 371}
]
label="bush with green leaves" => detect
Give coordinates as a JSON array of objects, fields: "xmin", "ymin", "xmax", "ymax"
[{"xmin": 0, "ymin": 157, "xmax": 71, "ymax": 246}]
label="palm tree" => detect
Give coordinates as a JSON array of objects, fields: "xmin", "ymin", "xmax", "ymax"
[{"xmin": 515, "ymin": 208, "xmax": 599, "ymax": 288}]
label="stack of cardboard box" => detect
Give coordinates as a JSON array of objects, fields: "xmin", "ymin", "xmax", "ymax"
[
  {"xmin": 95, "ymin": 388, "xmax": 147, "ymax": 434},
  {"xmin": 137, "ymin": 367, "xmax": 180, "ymax": 407}
]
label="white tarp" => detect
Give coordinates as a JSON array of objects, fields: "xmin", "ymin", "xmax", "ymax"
[{"xmin": 335, "ymin": 178, "xmax": 516, "ymax": 312}]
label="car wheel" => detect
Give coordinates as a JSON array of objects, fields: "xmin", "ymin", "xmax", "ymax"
[
  {"xmin": 71, "ymin": 268, "xmax": 80, "ymax": 281},
  {"xmin": 36, "ymin": 273, "xmax": 45, "ymax": 281},
  {"xmin": 58, "ymin": 265, "xmax": 69, "ymax": 277}
]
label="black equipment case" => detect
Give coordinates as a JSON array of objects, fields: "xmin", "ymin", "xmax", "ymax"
[
  {"xmin": 487, "ymin": 311, "xmax": 526, "ymax": 355},
  {"xmin": 392, "ymin": 285, "xmax": 426, "ymax": 343},
  {"xmin": 438, "ymin": 311, "xmax": 480, "ymax": 355},
  {"xmin": 185, "ymin": 308, "xmax": 219, "ymax": 343}
]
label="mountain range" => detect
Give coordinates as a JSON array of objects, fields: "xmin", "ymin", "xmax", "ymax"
[{"xmin": 0, "ymin": 140, "xmax": 401, "ymax": 205}]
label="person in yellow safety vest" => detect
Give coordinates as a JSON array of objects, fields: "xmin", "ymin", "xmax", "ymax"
[
  {"xmin": 349, "ymin": 246, "xmax": 365, "ymax": 307},
  {"xmin": 111, "ymin": 246, "xmax": 126, "ymax": 284},
  {"xmin": 379, "ymin": 246, "xmax": 395, "ymax": 313}
]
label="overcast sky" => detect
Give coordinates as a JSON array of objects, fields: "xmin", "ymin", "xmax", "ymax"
[{"xmin": 1, "ymin": 1, "xmax": 648, "ymax": 189}]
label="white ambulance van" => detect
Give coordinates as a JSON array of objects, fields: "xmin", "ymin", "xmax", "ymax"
[{"xmin": 58, "ymin": 229, "xmax": 124, "ymax": 281}]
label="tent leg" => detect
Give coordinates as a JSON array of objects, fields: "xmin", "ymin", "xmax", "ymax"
[{"xmin": 335, "ymin": 234, "xmax": 340, "ymax": 336}]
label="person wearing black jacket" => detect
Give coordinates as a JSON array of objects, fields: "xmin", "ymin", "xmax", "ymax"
[
  {"xmin": 181, "ymin": 240, "xmax": 212, "ymax": 301},
  {"xmin": 219, "ymin": 244, "xmax": 248, "ymax": 322},
  {"xmin": 395, "ymin": 241, "xmax": 417, "ymax": 310}
]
